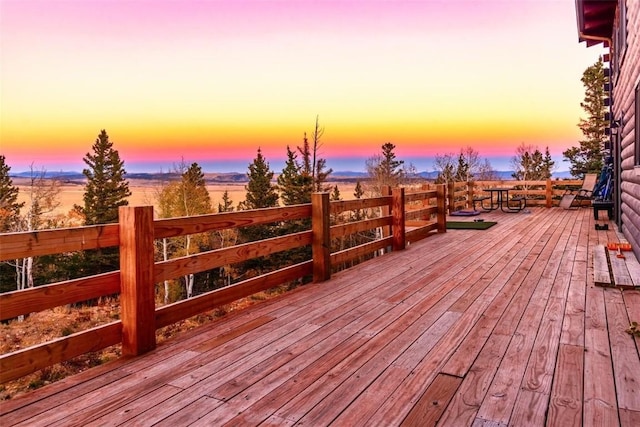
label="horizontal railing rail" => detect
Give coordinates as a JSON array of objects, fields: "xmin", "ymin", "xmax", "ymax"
[
  {"xmin": 445, "ymin": 179, "xmax": 586, "ymax": 212},
  {"xmin": 0, "ymin": 187, "xmax": 446, "ymax": 383}
]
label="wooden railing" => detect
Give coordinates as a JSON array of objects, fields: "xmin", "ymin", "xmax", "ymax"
[
  {"xmin": 0, "ymin": 187, "xmax": 446, "ymax": 383},
  {"xmin": 446, "ymin": 179, "xmax": 585, "ymax": 213}
]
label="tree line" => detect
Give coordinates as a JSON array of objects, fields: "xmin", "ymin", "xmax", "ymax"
[{"xmin": 0, "ymin": 121, "xmax": 416, "ymax": 300}]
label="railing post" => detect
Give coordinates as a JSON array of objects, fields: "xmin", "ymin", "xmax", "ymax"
[
  {"xmin": 467, "ymin": 181, "xmax": 474, "ymax": 210},
  {"xmin": 312, "ymin": 192, "xmax": 331, "ymax": 282},
  {"xmin": 546, "ymin": 179, "xmax": 553, "ymax": 208},
  {"xmin": 437, "ymin": 184, "xmax": 447, "ymax": 233},
  {"xmin": 447, "ymin": 181, "xmax": 455, "ymax": 214},
  {"xmin": 392, "ymin": 188, "xmax": 406, "ymax": 251},
  {"xmin": 119, "ymin": 206, "xmax": 156, "ymax": 356}
]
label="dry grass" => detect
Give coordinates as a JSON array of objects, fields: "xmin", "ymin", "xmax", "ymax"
[
  {"xmin": 0, "ymin": 286, "xmax": 294, "ymax": 401},
  {"xmin": 15, "ymin": 179, "xmax": 359, "ymax": 217}
]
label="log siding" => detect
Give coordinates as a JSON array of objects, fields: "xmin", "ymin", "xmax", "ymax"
[{"xmin": 612, "ymin": 0, "xmax": 640, "ymax": 260}]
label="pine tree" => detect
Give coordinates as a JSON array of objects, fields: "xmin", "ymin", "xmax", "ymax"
[
  {"xmin": 242, "ymin": 148, "xmax": 278, "ymax": 210},
  {"xmin": 298, "ymin": 133, "xmax": 313, "ymax": 176},
  {"xmin": 76, "ymin": 130, "xmax": 131, "ymax": 225},
  {"xmin": 366, "ymin": 142, "xmax": 405, "ymax": 194},
  {"xmin": 239, "ymin": 149, "xmax": 280, "ymax": 274},
  {"xmin": 218, "ymin": 190, "xmax": 235, "ymax": 213},
  {"xmin": 330, "ymin": 185, "xmax": 341, "ymax": 201},
  {"xmin": 75, "ymin": 130, "xmax": 131, "ymax": 278},
  {"xmin": 276, "ymin": 147, "xmax": 313, "ymax": 266},
  {"xmin": 563, "ymin": 58, "xmax": 607, "ymax": 177},
  {"xmin": 541, "ymin": 147, "xmax": 555, "ymax": 180},
  {"xmin": 277, "ymin": 146, "xmax": 312, "ymax": 206},
  {"xmin": 0, "ymin": 155, "xmax": 24, "ymax": 232}
]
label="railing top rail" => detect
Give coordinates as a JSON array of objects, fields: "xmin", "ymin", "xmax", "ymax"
[
  {"xmin": 0, "ymin": 223, "xmax": 120, "ymax": 261},
  {"xmin": 154, "ymin": 204, "xmax": 312, "ymax": 239}
]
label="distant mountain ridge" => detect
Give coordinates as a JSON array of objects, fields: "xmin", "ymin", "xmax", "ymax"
[{"xmin": 10, "ymin": 169, "xmax": 573, "ymax": 182}]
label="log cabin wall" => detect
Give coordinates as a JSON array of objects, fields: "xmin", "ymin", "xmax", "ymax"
[{"xmin": 612, "ymin": 0, "xmax": 640, "ymax": 260}]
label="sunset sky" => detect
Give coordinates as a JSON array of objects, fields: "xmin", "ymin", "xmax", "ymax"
[{"xmin": 1, "ymin": 0, "xmax": 605, "ymax": 173}]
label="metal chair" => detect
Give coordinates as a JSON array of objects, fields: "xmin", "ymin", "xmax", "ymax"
[{"xmin": 559, "ymin": 173, "xmax": 598, "ymax": 209}]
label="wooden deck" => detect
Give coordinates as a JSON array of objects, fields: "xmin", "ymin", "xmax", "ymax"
[{"xmin": 1, "ymin": 207, "xmax": 639, "ymax": 426}]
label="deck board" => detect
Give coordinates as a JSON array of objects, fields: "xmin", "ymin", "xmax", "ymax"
[{"xmin": 1, "ymin": 208, "xmax": 639, "ymax": 426}]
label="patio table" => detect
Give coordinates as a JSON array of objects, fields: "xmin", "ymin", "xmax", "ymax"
[{"xmin": 481, "ymin": 187, "xmax": 526, "ymax": 212}]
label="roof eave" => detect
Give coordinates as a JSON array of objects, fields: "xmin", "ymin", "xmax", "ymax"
[{"xmin": 575, "ymin": 0, "xmax": 616, "ymax": 45}]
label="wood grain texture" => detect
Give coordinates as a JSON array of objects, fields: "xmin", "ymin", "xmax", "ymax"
[
  {"xmin": 0, "ymin": 224, "xmax": 119, "ymax": 261},
  {"xmin": 330, "ymin": 216, "xmax": 390, "ymax": 238},
  {"xmin": 392, "ymin": 187, "xmax": 406, "ymax": 251},
  {"xmin": 0, "ymin": 271, "xmax": 120, "ymax": 321},
  {"xmin": 154, "ymin": 231, "xmax": 313, "ymax": 283},
  {"xmin": 119, "ymin": 206, "xmax": 156, "ymax": 356},
  {"xmin": 155, "ymin": 262, "xmax": 311, "ymax": 328},
  {"xmin": 0, "ymin": 322, "xmax": 121, "ymax": 383},
  {"xmin": 3, "ymin": 208, "xmax": 639, "ymax": 427},
  {"xmin": 329, "ymin": 195, "xmax": 392, "ymax": 214},
  {"xmin": 401, "ymin": 374, "xmax": 462, "ymax": 426},
  {"xmin": 593, "ymin": 245, "xmax": 612, "ymax": 286},
  {"xmin": 546, "ymin": 343, "xmax": 583, "ymax": 427},
  {"xmin": 154, "ymin": 205, "xmax": 311, "ymax": 239},
  {"xmin": 312, "ymin": 192, "xmax": 331, "ymax": 282}
]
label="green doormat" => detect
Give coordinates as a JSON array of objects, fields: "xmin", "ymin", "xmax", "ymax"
[{"xmin": 446, "ymin": 221, "xmax": 497, "ymax": 230}]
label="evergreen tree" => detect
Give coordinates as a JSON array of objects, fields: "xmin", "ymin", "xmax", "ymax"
[
  {"xmin": 277, "ymin": 146, "xmax": 312, "ymax": 206},
  {"xmin": 314, "ymin": 158, "xmax": 333, "ymax": 192},
  {"xmin": 330, "ymin": 185, "xmax": 341, "ymax": 201},
  {"xmin": 239, "ymin": 149, "xmax": 280, "ymax": 274},
  {"xmin": 75, "ymin": 130, "xmax": 131, "ymax": 278},
  {"xmin": 541, "ymin": 147, "xmax": 555, "ymax": 180},
  {"xmin": 0, "ymin": 155, "xmax": 24, "ymax": 233},
  {"xmin": 563, "ymin": 58, "xmax": 607, "ymax": 177},
  {"xmin": 366, "ymin": 142, "xmax": 405, "ymax": 194},
  {"xmin": 218, "ymin": 190, "xmax": 235, "ymax": 213},
  {"xmin": 298, "ymin": 133, "xmax": 313, "ymax": 176},
  {"xmin": 76, "ymin": 130, "xmax": 131, "ymax": 225},
  {"xmin": 242, "ymin": 148, "xmax": 278, "ymax": 210},
  {"xmin": 277, "ymin": 147, "xmax": 313, "ymax": 266}
]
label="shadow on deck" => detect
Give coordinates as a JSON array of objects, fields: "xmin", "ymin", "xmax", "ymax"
[{"xmin": 1, "ymin": 207, "xmax": 639, "ymax": 426}]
